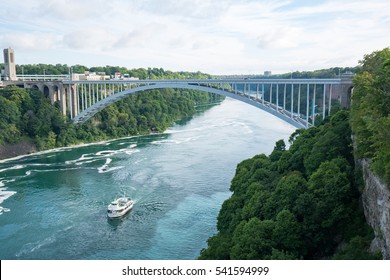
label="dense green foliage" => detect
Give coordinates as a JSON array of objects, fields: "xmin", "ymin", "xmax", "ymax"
[
  {"xmin": 219, "ymin": 67, "xmax": 357, "ymax": 79},
  {"xmin": 350, "ymin": 48, "xmax": 390, "ymax": 185},
  {"xmin": 199, "ymin": 110, "xmax": 380, "ymax": 260},
  {"xmin": 275, "ymin": 67, "xmax": 357, "ymax": 79},
  {"xmin": 0, "ymin": 86, "xmax": 223, "ymax": 152},
  {"xmin": 7, "ymin": 63, "xmax": 211, "ymax": 80}
]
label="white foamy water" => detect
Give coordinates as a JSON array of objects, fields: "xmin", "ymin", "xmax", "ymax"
[
  {"xmin": 0, "ymin": 187, "xmax": 17, "ymax": 204},
  {"xmin": 0, "ymin": 206, "xmax": 11, "ymax": 215},
  {"xmin": 0, "ymin": 165, "xmax": 26, "ymax": 173}
]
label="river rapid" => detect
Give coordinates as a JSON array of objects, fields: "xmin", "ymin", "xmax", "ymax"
[{"xmin": 0, "ymin": 98, "xmax": 294, "ymax": 260}]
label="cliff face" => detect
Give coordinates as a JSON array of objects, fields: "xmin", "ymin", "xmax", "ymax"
[
  {"xmin": 360, "ymin": 159, "xmax": 390, "ymax": 259},
  {"xmin": 0, "ymin": 140, "xmax": 37, "ymax": 161}
]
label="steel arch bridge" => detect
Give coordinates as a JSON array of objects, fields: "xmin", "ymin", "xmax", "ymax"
[{"xmin": 62, "ymin": 78, "xmax": 352, "ymax": 128}]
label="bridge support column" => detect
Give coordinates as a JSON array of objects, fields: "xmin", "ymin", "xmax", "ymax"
[
  {"xmin": 290, "ymin": 83, "xmax": 294, "ymax": 118},
  {"xmin": 283, "ymin": 84, "xmax": 286, "ymax": 111},
  {"xmin": 47, "ymin": 85, "xmax": 55, "ymax": 104},
  {"xmin": 66, "ymin": 84, "xmax": 78, "ymax": 118},
  {"xmin": 262, "ymin": 84, "xmax": 264, "ymax": 105},
  {"xmin": 340, "ymin": 75, "xmax": 353, "ymax": 108},
  {"xmin": 60, "ymin": 87, "xmax": 67, "ymax": 116},
  {"xmin": 323, "ymin": 84, "xmax": 326, "ymax": 120},
  {"xmin": 72, "ymin": 85, "xmax": 78, "ymax": 118},
  {"xmin": 312, "ymin": 84, "xmax": 317, "ymax": 126},
  {"xmin": 52, "ymin": 86, "xmax": 59, "ymax": 103},
  {"xmin": 298, "ymin": 84, "xmax": 301, "ymax": 117},
  {"xmin": 276, "ymin": 84, "xmax": 279, "ymax": 111},
  {"xmin": 306, "ymin": 84, "xmax": 310, "ymax": 128}
]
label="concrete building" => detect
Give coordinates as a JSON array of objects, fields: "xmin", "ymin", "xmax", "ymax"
[
  {"xmin": 3, "ymin": 47, "xmax": 17, "ymax": 81},
  {"xmin": 72, "ymin": 71, "xmax": 110, "ymax": 81}
]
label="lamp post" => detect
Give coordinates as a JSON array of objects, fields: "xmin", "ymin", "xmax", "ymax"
[{"xmin": 43, "ymin": 69, "xmax": 45, "ymax": 81}]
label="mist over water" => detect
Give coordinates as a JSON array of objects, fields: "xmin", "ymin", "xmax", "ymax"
[{"xmin": 0, "ymin": 98, "xmax": 294, "ymax": 259}]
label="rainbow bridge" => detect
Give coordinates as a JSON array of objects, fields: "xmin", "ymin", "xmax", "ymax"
[{"xmin": 5, "ymin": 77, "xmax": 353, "ymax": 128}]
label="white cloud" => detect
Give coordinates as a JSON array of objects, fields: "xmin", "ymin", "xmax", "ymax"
[
  {"xmin": 0, "ymin": 0, "xmax": 389, "ymax": 74},
  {"xmin": 0, "ymin": 32, "xmax": 60, "ymax": 51}
]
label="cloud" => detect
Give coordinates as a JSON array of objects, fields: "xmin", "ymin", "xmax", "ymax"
[
  {"xmin": 113, "ymin": 23, "xmax": 168, "ymax": 49},
  {"xmin": 0, "ymin": 32, "xmax": 60, "ymax": 51},
  {"xmin": 33, "ymin": 0, "xmax": 112, "ymax": 21},
  {"xmin": 136, "ymin": 0, "xmax": 231, "ymax": 19},
  {"xmin": 62, "ymin": 29, "xmax": 116, "ymax": 50},
  {"xmin": 0, "ymin": 0, "xmax": 389, "ymax": 74}
]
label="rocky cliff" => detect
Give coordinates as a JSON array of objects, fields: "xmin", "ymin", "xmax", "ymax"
[
  {"xmin": 360, "ymin": 159, "xmax": 390, "ymax": 259},
  {"xmin": 0, "ymin": 140, "xmax": 37, "ymax": 161}
]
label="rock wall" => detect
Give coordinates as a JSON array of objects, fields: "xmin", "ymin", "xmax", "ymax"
[
  {"xmin": 360, "ymin": 159, "xmax": 390, "ymax": 259},
  {"xmin": 0, "ymin": 140, "xmax": 37, "ymax": 160}
]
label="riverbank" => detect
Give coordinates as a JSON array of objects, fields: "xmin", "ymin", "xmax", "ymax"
[{"xmin": 0, "ymin": 140, "xmax": 37, "ymax": 161}]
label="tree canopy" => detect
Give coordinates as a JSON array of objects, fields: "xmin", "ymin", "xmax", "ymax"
[
  {"xmin": 199, "ymin": 110, "xmax": 379, "ymax": 260},
  {"xmin": 350, "ymin": 47, "xmax": 390, "ymax": 185}
]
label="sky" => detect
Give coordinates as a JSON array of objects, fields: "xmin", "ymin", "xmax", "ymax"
[{"xmin": 1, "ymin": 0, "xmax": 389, "ymax": 75}]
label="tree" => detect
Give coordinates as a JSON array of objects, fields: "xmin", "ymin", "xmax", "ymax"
[
  {"xmin": 231, "ymin": 218, "xmax": 275, "ymax": 259},
  {"xmin": 0, "ymin": 95, "xmax": 21, "ymax": 124},
  {"xmin": 198, "ymin": 234, "xmax": 232, "ymax": 260},
  {"xmin": 264, "ymin": 171, "xmax": 307, "ymax": 219},
  {"xmin": 273, "ymin": 210, "xmax": 303, "ymax": 257},
  {"xmin": 269, "ymin": 139, "xmax": 286, "ymax": 162},
  {"xmin": 304, "ymin": 111, "xmax": 352, "ymax": 175},
  {"xmin": 303, "ymin": 160, "xmax": 353, "ymax": 256}
]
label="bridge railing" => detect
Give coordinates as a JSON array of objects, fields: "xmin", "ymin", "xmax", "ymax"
[{"xmin": 16, "ymin": 74, "xmax": 70, "ymax": 81}]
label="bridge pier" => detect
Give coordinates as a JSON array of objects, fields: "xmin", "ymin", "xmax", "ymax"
[{"xmin": 65, "ymin": 84, "xmax": 78, "ymax": 119}]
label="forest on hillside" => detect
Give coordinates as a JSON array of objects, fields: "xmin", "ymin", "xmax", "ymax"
[
  {"xmin": 199, "ymin": 48, "xmax": 390, "ymax": 260},
  {"xmin": 199, "ymin": 110, "xmax": 380, "ymax": 260},
  {"xmin": 0, "ymin": 86, "xmax": 223, "ymax": 152}
]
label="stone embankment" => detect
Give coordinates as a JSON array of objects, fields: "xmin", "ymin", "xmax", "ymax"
[{"xmin": 0, "ymin": 140, "xmax": 37, "ymax": 161}]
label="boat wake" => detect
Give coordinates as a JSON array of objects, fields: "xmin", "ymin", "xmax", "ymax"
[
  {"xmin": 0, "ymin": 165, "xmax": 26, "ymax": 173},
  {"xmin": 65, "ymin": 148, "xmax": 140, "ymax": 166},
  {"xmin": 151, "ymin": 136, "xmax": 199, "ymax": 145},
  {"xmin": 98, "ymin": 158, "xmax": 124, "ymax": 173},
  {"xmin": 15, "ymin": 235, "xmax": 57, "ymax": 258},
  {"xmin": 0, "ymin": 185, "xmax": 17, "ymax": 205},
  {"xmin": 0, "ymin": 206, "xmax": 11, "ymax": 215}
]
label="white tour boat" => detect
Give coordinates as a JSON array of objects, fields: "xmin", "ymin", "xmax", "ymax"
[{"xmin": 107, "ymin": 197, "xmax": 134, "ymax": 218}]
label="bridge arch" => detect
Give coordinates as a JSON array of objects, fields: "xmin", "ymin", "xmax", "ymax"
[
  {"xmin": 31, "ymin": 84, "xmax": 39, "ymax": 90},
  {"xmin": 73, "ymin": 83, "xmax": 307, "ymax": 128},
  {"xmin": 43, "ymin": 85, "xmax": 50, "ymax": 99}
]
